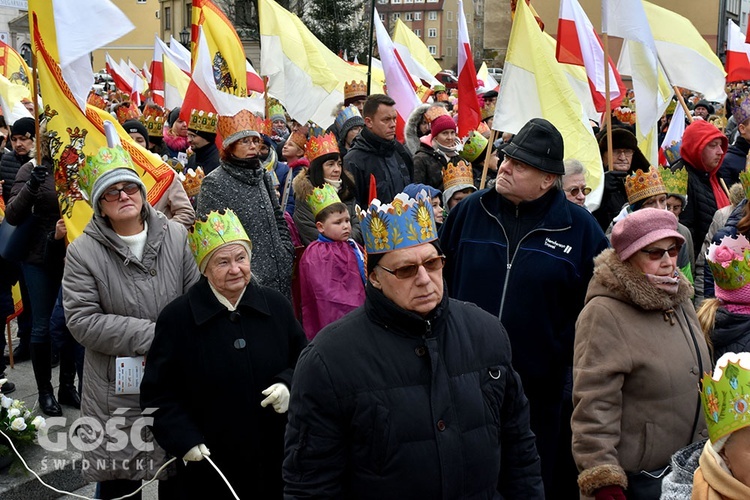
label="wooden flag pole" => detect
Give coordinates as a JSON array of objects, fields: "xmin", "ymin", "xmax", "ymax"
[
  {"xmin": 479, "ymin": 129, "xmax": 497, "ymax": 190},
  {"xmin": 602, "ymin": 31, "xmax": 613, "ymax": 173},
  {"xmin": 31, "ymin": 40, "xmax": 41, "ymax": 167},
  {"xmin": 263, "ymin": 76, "xmax": 269, "ymax": 118},
  {"xmin": 673, "ymin": 86, "xmax": 694, "ymax": 124}
]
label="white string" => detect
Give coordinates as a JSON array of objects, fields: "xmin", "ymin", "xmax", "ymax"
[{"xmin": 0, "ymin": 430, "xmax": 238, "ymax": 500}]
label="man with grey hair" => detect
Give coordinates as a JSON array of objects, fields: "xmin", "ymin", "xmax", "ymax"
[
  {"xmin": 562, "ymin": 159, "xmax": 590, "ymax": 207},
  {"xmin": 440, "ymin": 118, "xmax": 608, "ymax": 496}
]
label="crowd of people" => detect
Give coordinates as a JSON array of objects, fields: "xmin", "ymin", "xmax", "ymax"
[{"xmin": 3, "ymin": 72, "xmax": 750, "ymax": 500}]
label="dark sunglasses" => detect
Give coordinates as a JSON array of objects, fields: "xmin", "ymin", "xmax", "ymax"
[
  {"xmin": 378, "ymin": 255, "xmax": 446, "ymax": 280},
  {"xmin": 640, "ymin": 244, "xmax": 681, "ymax": 261},
  {"xmin": 101, "ymin": 182, "xmax": 140, "ymax": 202},
  {"xmin": 565, "ymin": 186, "xmax": 591, "ymax": 197}
]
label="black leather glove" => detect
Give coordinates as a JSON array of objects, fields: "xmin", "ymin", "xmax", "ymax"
[{"xmin": 27, "ymin": 164, "xmax": 48, "ymax": 191}]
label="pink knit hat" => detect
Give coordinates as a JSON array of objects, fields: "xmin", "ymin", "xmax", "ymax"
[
  {"xmin": 611, "ymin": 208, "xmax": 685, "ymax": 261},
  {"xmin": 430, "ymin": 114, "xmax": 457, "ymax": 138}
]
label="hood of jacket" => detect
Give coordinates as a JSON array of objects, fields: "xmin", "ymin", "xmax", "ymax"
[
  {"xmin": 587, "ymin": 248, "xmax": 693, "ymax": 311},
  {"xmin": 679, "ymin": 120, "xmax": 728, "ymax": 172},
  {"xmin": 404, "ymin": 104, "xmax": 431, "ymax": 156}
]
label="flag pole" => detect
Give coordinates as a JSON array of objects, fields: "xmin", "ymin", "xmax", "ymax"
[
  {"xmin": 31, "ymin": 34, "xmax": 41, "ymax": 167},
  {"xmin": 366, "ymin": 0, "xmax": 376, "ymax": 94},
  {"xmin": 479, "ymin": 129, "xmax": 497, "ymax": 190},
  {"xmin": 602, "ymin": 24, "xmax": 613, "ymax": 173},
  {"xmin": 673, "ymin": 86, "xmax": 693, "ymax": 124},
  {"xmin": 263, "ymin": 76, "xmax": 269, "ymax": 119}
]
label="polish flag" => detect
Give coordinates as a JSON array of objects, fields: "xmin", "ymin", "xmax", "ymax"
[
  {"xmin": 457, "ymin": 0, "xmax": 481, "ymax": 138},
  {"xmin": 658, "ymin": 101, "xmax": 685, "ymax": 167},
  {"xmin": 556, "ymin": 0, "xmax": 624, "ymax": 112},
  {"xmin": 373, "ymin": 8, "xmax": 421, "ymax": 142},
  {"xmin": 726, "ymin": 19, "xmax": 750, "ymax": 83},
  {"xmin": 149, "ymin": 34, "xmax": 191, "ymax": 106},
  {"xmin": 105, "ymin": 53, "xmax": 132, "ymax": 93}
]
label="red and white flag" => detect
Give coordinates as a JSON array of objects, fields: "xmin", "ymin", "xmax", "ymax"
[
  {"xmin": 373, "ymin": 8, "xmax": 421, "ymax": 142},
  {"xmin": 727, "ymin": 19, "xmax": 750, "ymax": 83},
  {"xmin": 105, "ymin": 53, "xmax": 132, "ymax": 94},
  {"xmin": 658, "ymin": 101, "xmax": 685, "ymax": 167},
  {"xmin": 556, "ymin": 0, "xmax": 625, "ymax": 112},
  {"xmin": 149, "ymin": 34, "xmax": 192, "ymax": 106},
  {"xmin": 457, "ymin": 0, "xmax": 480, "ymax": 138}
]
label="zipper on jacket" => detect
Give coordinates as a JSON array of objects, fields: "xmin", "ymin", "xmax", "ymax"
[{"xmin": 424, "ymin": 320, "xmax": 431, "ymax": 337}]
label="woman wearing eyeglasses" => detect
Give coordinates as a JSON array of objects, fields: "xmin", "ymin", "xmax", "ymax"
[
  {"xmin": 196, "ymin": 110, "xmax": 294, "ymax": 300},
  {"xmin": 572, "ymin": 208, "xmax": 710, "ymax": 500},
  {"xmin": 61, "ymin": 127, "xmax": 200, "ymax": 499}
]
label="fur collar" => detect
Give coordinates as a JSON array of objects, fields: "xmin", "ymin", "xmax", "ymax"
[{"xmin": 590, "ymin": 248, "xmax": 693, "ymax": 311}]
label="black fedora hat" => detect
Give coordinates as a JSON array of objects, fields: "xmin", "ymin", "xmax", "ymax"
[{"xmin": 501, "ymin": 118, "xmax": 564, "ymax": 174}]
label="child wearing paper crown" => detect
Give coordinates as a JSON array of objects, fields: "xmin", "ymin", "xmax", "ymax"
[{"xmin": 298, "ymin": 183, "xmax": 366, "ymax": 340}]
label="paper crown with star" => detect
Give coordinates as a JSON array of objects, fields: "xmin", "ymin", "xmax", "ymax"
[
  {"xmin": 624, "ymin": 166, "xmax": 666, "ymax": 206},
  {"xmin": 188, "ymin": 110, "xmax": 218, "ymax": 134},
  {"xmin": 706, "ymin": 234, "xmax": 750, "ymax": 292},
  {"xmin": 701, "ymin": 352, "xmax": 750, "ymax": 443},
  {"xmin": 334, "ymin": 105, "xmax": 362, "ymax": 130},
  {"xmin": 362, "ymin": 191, "xmax": 437, "ymax": 255},
  {"xmin": 306, "ymin": 183, "xmax": 342, "ymax": 217},
  {"xmin": 188, "ymin": 209, "xmax": 252, "ymax": 271},
  {"xmin": 658, "ymin": 166, "xmax": 688, "ymax": 196}
]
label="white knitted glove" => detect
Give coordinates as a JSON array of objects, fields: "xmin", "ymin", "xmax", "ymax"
[
  {"xmin": 183, "ymin": 443, "xmax": 210, "ymax": 463},
  {"xmin": 260, "ymin": 383, "xmax": 290, "ymax": 414}
]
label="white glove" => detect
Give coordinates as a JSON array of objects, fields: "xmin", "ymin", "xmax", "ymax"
[
  {"xmin": 182, "ymin": 443, "xmax": 210, "ymax": 463},
  {"xmin": 260, "ymin": 383, "xmax": 290, "ymax": 414}
]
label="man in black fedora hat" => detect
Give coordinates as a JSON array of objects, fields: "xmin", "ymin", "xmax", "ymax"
[{"xmin": 440, "ymin": 117, "xmax": 608, "ymax": 497}]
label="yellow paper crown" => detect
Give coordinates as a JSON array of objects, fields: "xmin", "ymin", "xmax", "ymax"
[
  {"xmin": 701, "ymin": 353, "xmax": 750, "ymax": 443},
  {"xmin": 659, "ymin": 166, "xmax": 688, "ymax": 196},
  {"xmin": 481, "ymin": 101, "xmax": 496, "ymax": 121},
  {"xmin": 87, "ymin": 92, "xmax": 106, "ymax": 110},
  {"xmin": 424, "ymin": 105, "xmax": 449, "ymax": 124},
  {"xmin": 442, "ymin": 159, "xmax": 474, "ymax": 191},
  {"xmin": 115, "ymin": 102, "xmax": 140, "ymax": 124},
  {"xmin": 305, "ymin": 132, "xmax": 339, "ymax": 163},
  {"xmin": 287, "ymin": 131, "xmax": 308, "ymax": 152},
  {"xmin": 306, "ymin": 183, "xmax": 342, "ymax": 217},
  {"xmin": 344, "ymin": 80, "xmax": 367, "ymax": 101},
  {"xmin": 139, "ymin": 106, "xmax": 165, "ymax": 137},
  {"xmin": 268, "ymin": 103, "xmax": 286, "ymax": 121},
  {"xmin": 217, "ymin": 110, "xmax": 263, "ymax": 147},
  {"xmin": 182, "ymin": 167, "xmax": 205, "ymax": 198},
  {"xmin": 188, "ymin": 209, "xmax": 252, "ymax": 270},
  {"xmin": 624, "ymin": 166, "xmax": 666, "ymax": 206},
  {"xmin": 188, "ymin": 110, "xmax": 218, "ymax": 134}
]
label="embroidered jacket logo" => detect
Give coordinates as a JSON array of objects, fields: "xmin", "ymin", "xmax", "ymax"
[{"xmin": 544, "ymin": 237, "xmax": 572, "ymax": 254}]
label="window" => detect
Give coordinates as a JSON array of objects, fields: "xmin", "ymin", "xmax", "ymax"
[
  {"xmin": 446, "ymin": 46, "xmax": 452, "ymax": 56},
  {"xmin": 428, "ymin": 11, "xmax": 437, "ymax": 20},
  {"xmin": 136, "ymin": 0, "xmax": 146, "ymax": 3},
  {"xmin": 379, "ymin": 0, "xmax": 388, "ymax": 3},
  {"xmin": 185, "ymin": 3, "xmax": 192, "ymax": 29},
  {"xmin": 447, "ymin": 28, "xmax": 452, "ymax": 38},
  {"xmin": 379, "ymin": 13, "xmax": 385, "ymax": 20},
  {"xmin": 428, "ymin": 45, "xmax": 437, "ymax": 55},
  {"xmin": 405, "ymin": 0, "xmax": 414, "ymax": 3},
  {"xmin": 428, "ymin": 28, "xmax": 437, "ymax": 37},
  {"xmin": 415, "ymin": 0, "xmax": 425, "ymax": 3},
  {"xmin": 392, "ymin": 0, "xmax": 401, "ymax": 4},
  {"xmin": 405, "ymin": 13, "xmax": 412, "ymax": 21},
  {"xmin": 414, "ymin": 29, "xmax": 421, "ymax": 36},
  {"xmin": 447, "ymin": 11, "xmax": 453, "ymax": 21},
  {"xmin": 393, "ymin": 12, "xmax": 400, "ymax": 19},
  {"xmin": 414, "ymin": 12, "xmax": 421, "ymax": 20},
  {"xmin": 164, "ymin": 6, "xmax": 171, "ymax": 30}
]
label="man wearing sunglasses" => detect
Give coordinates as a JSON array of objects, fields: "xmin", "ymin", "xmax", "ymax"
[
  {"xmin": 440, "ymin": 118, "xmax": 609, "ymax": 497},
  {"xmin": 284, "ymin": 191, "xmax": 543, "ymax": 498}
]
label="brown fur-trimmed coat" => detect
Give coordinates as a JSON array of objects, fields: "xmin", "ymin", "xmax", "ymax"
[{"xmin": 572, "ymin": 248, "xmax": 710, "ymax": 498}]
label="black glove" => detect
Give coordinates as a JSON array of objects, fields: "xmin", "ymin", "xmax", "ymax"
[{"xmin": 27, "ymin": 164, "xmax": 48, "ymax": 191}]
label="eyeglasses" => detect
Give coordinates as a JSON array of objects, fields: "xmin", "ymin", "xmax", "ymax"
[
  {"xmin": 237, "ymin": 136, "xmax": 262, "ymax": 146},
  {"xmin": 565, "ymin": 186, "xmax": 591, "ymax": 197},
  {"xmin": 378, "ymin": 255, "xmax": 446, "ymax": 279},
  {"xmin": 101, "ymin": 182, "xmax": 140, "ymax": 202},
  {"xmin": 640, "ymin": 244, "xmax": 681, "ymax": 261},
  {"xmin": 614, "ymin": 149, "xmax": 634, "ymax": 158}
]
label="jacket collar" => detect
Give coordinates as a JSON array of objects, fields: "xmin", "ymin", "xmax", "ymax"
[
  {"xmin": 352, "ymin": 127, "xmax": 397, "ymax": 156},
  {"xmin": 480, "ymin": 187, "xmax": 572, "ymax": 230},
  {"xmin": 189, "ymin": 276, "xmax": 271, "ymax": 326},
  {"xmin": 364, "ymin": 281, "xmax": 449, "ymax": 337}
]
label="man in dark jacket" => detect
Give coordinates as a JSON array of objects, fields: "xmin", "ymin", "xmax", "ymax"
[
  {"xmin": 440, "ymin": 118, "xmax": 609, "ymax": 497},
  {"xmin": 284, "ymin": 191, "xmax": 543, "ymax": 499},
  {"xmin": 344, "ymin": 94, "xmax": 413, "ymax": 207},
  {"xmin": 0, "ymin": 116, "xmax": 34, "ymax": 203},
  {"xmin": 185, "ymin": 110, "xmax": 220, "ymax": 175}
]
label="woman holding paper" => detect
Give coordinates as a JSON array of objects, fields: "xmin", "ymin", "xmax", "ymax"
[{"xmin": 62, "ymin": 123, "xmax": 200, "ymax": 499}]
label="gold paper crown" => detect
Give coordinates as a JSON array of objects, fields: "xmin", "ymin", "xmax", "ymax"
[
  {"xmin": 287, "ymin": 131, "xmax": 307, "ymax": 152},
  {"xmin": 260, "ymin": 119, "xmax": 272, "ymax": 137},
  {"xmin": 424, "ymin": 105, "xmax": 449, "ymax": 124},
  {"xmin": 659, "ymin": 166, "xmax": 688, "ymax": 196},
  {"xmin": 442, "ymin": 159, "xmax": 474, "ymax": 191},
  {"xmin": 182, "ymin": 167, "xmax": 205, "ymax": 198},
  {"xmin": 344, "ymin": 80, "xmax": 367, "ymax": 101},
  {"xmin": 114, "ymin": 102, "xmax": 140, "ymax": 124},
  {"xmin": 87, "ymin": 92, "xmax": 106, "ymax": 110},
  {"xmin": 306, "ymin": 183, "xmax": 342, "ymax": 217},
  {"xmin": 139, "ymin": 106, "xmax": 165, "ymax": 137},
  {"xmin": 701, "ymin": 354, "xmax": 750, "ymax": 443},
  {"xmin": 706, "ymin": 234, "xmax": 750, "ymax": 292},
  {"xmin": 614, "ymin": 107, "xmax": 636, "ymax": 125},
  {"xmin": 217, "ymin": 110, "xmax": 264, "ymax": 147},
  {"xmin": 624, "ymin": 166, "xmax": 666, "ymax": 206},
  {"xmin": 305, "ymin": 132, "xmax": 339, "ymax": 163},
  {"xmin": 481, "ymin": 101, "xmax": 496, "ymax": 121},
  {"xmin": 188, "ymin": 209, "xmax": 252, "ymax": 270},
  {"xmin": 188, "ymin": 110, "xmax": 218, "ymax": 134}
]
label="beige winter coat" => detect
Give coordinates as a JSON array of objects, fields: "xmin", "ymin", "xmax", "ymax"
[
  {"xmin": 572, "ymin": 248, "xmax": 710, "ymax": 497},
  {"xmin": 62, "ymin": 205, "xmax": 200, "ymax": 482}
]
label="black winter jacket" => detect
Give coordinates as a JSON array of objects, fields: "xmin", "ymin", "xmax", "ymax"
[
  {"xmin": 186, "ymin": 141, "xmax": 220, "ymax": 175},
  {"xmin": 711, "ymin": 308, "xmax": 750, "ymax": 362},
  {"xmin": 592, "ymin": 170, "xmax": 628, "ymax": 231},
  {"xmin": 0, "ymin": 149, "xmax": 30, "ymax": 203},
  {"xmin": 718, "ymin": 136, "xmax": 749, "ymax": 187},
  {"xmin": 412, "ymin": 141, "xmax": 447, "ymax": 191},
  {"xmin": 676, "ymin": 159, "xmax": 719, "ymax": 251},
  {"xmin": 283, "ymin": 285, "xmax": 543, "ymax": 499},
  {"xmin": 344, "ymin": 127, "xmax": 413, "ymax": 207}
]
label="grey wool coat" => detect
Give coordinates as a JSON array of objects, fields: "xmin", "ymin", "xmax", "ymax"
[
  {"xmin": 197, "ymin": 159, "xmax": 294, "ymax": 299},
  {"xmin": 62, "ymin": 205, "xmax": 200, "ymax": 482}
]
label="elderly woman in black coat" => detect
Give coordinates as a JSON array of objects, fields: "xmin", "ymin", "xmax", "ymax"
[{"xmin": 140, "ymin": 209, "xmax": 307, "ymax": 499}]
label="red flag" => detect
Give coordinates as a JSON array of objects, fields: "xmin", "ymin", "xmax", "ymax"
[
  {"xmin": 105, "ymin": 53, "xmax": 132, "ymax": 94},
  {"xmin": 556, "ymin": 0, "xmax": 625, "ymax": 112},
  {"xmin": 746, "ymin": 12, "xmax": 750, "ymax": 45},
  {"xmin": 457, "ymin": 0, "xmax": 481, "ymax": 138},
  {"xmin": 727, "ymin": 19, "xmax": 750, "ymax": 83}
]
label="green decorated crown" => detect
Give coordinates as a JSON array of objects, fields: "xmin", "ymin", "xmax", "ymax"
[
  {"xmin": 306, "ymin": 183, "xmax": 341, "ymax": 217},
  {"xmin": 701, "ymin": 353, "xmax": 750, "ymax": 443},
  {"xmin": 706, "ymin": 234, "xmax": 750, "ymax": 291},
  {"xmin": 79, "ymin": 145, "xmax": 136, "ymax": 201},
  {"xmin": 659, "ymin": 166, "xmax": 688, "ymax": 196},
  {"xmin": 741, "ymin": 164, "xmax": 750, "ymax": 201},
  {"xmin": 461, "ymin": 131, "xmax": 488, "ymax": 163},
  {"xmin": 188, "ymin": 209, "xmax": 252, "ymax": 270},
  {"xmin": 362, "ymin": 190, "xmax": 437, "ymax": 255},
  {"xmin": 269, "ymin": 103, "xmax": 286, "ymax": 121}
]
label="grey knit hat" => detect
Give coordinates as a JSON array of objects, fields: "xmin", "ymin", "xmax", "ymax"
[{"xmin": 92, "ymin": 168, "xmax": 146, "ymax": 217}]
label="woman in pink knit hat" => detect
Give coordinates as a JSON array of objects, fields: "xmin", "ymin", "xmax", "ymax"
[
  {"xmin": 412, "ymin": 114, "xmax": 460, "ymax": 191},
  {"xmin": 572, "ymin": 208, "xmax": 711, "ymax": 500}
]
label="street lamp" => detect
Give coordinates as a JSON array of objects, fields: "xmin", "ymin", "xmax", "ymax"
[{"xmin": 179, "ymin": 27, "xmax": 190, "ymax": 46}]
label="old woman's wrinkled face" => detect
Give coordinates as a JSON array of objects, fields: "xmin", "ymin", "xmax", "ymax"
[{"xmin": 204, "ymin": 244, "xmax": 251, "ymax": 300}]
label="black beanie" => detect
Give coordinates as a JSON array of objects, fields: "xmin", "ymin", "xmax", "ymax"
[
  {"xmin": 122, "ymin": 119, "xmax": 149, "ymax": 148},
  {"xmin": 10, "ymin": 117, "xmax": 35, "ymax": 139},
  {"xmin": 167, "ymin": 107, "xmax": 181, "ymax": 127},
  {"xmin": 193, "ymin": 130, "xmax": 217, "ymax": 144}
]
